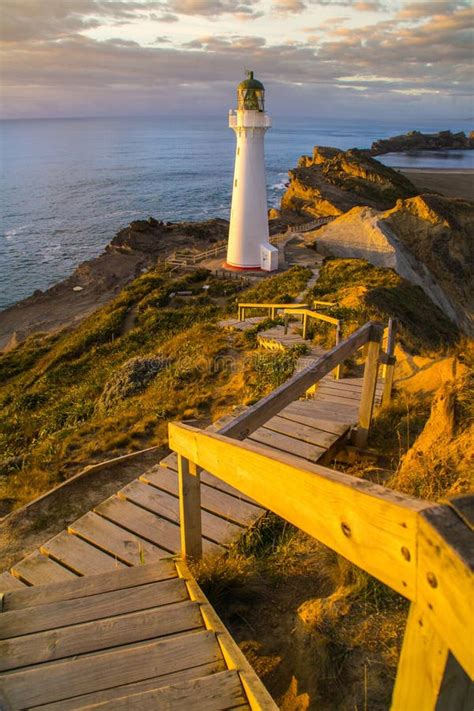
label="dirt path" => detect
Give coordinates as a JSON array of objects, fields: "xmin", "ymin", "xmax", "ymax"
[{"xmin": 0, "ymin": 447, "xmax": 164, "ymax": 570}]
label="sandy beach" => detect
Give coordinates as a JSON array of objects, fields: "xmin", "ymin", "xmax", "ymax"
[{"xmin": 400, "ymin": 169, "xmax": 473, "ymax": 201}]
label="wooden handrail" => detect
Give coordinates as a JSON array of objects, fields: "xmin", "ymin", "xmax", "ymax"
[
  {"xmin": 237, "ymin": 302, "xmax": 307, "ymax": 309},
  {"xmin": 169, "ymin": 422, "xmax": 473, "ymax": 701},
  {"xmin": 217, "ymin": 322, "xmax": 377, "ymax": 440},
  {"xmin": 169, "ymin": 318, "xmax": 472, "ymax": 707},
  {"xmin": 313, "ymin": 300, "xmax": 337, "ymax": 308},
  {"xmin": 237, "ymin": 302, "xmax": 308, "ymax": 321},
  {"xmin": 282, "ymin": 307, "xmax": 340, "ymax": 327}
]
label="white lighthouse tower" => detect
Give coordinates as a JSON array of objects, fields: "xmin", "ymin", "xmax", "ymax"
[{"xmin": 226, "ymin": 71, "xmax": 278, "ymax": 271}]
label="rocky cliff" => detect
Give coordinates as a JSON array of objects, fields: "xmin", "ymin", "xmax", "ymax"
[
  {"xmin": 309, "ymin": 195, "xmax": 474, "ymax": 335},
  {"xmin": 0, "ymin": 217, "xmax": 229, "ymax": 351},
  {"xmin": 110, "ymin": 217, "xmax": 228, "ymax": 255},
  {"xmin": 280, "ymin": 147, "xmax": 417, "ymax": 218},
  {"xmin": 370, "ymin": 129, "xmax": 474, "ymax": 155}
]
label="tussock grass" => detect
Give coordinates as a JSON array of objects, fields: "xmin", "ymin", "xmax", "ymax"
[
  {"xmin": 236, "ymin": 265, "xmax": 312, "ymax": 305},
  {"xmin": 305, "ymin": 258, "xmax": 459, "ymax": 354}
]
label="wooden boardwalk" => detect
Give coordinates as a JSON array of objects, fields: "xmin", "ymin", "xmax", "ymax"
[{"xmin": 0, "ymin": 559, "xmax": 275, "ymax": 709}]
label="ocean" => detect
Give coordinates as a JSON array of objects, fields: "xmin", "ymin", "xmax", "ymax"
[{"xmin": 1, "ymin": 116, "xmax": 472, "ymax": 309}]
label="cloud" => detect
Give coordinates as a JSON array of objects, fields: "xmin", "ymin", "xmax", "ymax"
[
  {"xmin": 272, "ymin": 0, "xmax": 306, "ymax": 14},
  {"xmin": 1, "ymin": 0, "xmax": 472, "ymax": 120},
  {"xmin": 0, "ymin": 0, "xmax": 169, "ymax": 41},
  {"xmin": 397, "ymin": 1, "xmax": 471, "ymax": 20},
  {"xmin": 166, "ymin": 0, "xmax": 262, "ymax": 16}
]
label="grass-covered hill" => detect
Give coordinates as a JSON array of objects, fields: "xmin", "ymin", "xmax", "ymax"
[
  {"xmin": 0, "ymin": 266, "xmax": 310, "ymax": 511},
  {"xmin": 0, "ymin": 256, "xmax": 471, "ymax": 710}
]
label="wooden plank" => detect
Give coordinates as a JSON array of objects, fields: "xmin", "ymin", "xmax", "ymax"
[
  {"xmin": 277, "ymin": 406, "xmax": 349, "ymax": 436},
  {"xmin": 0, "ymin": 630, "xmax": 222, "ymax": 708},
  {"xmin": 417, "ymin": 505, "xmax": 474, "ymax": 679},
  {"xmin": 391, "ymin": 602, "xmax": 449, "ymax": 711},
  {"xmin": 69, "ymin": 512, "xmax": 169, "ymax": 565},
  {"xmin": 0, "ymin": 572, "xmax": 27, "ymax": 593},
  {"xmin": 177, "ymin": 560, "xmax": 278, "ymax": 711},
  {"xmin": 95, "ymin": 496, "xmax": 181, "ymax": 553},
  {"xmin": 41, "ymin": 532, "xmax": 127, "ymax": 576},
  {"xmin": 0, "ymin": 600, "xmax": 203, "ymax": 672},
  {"xmin": 141, "ymin": 467, "xmax": 264, "ymax": 527},
  {"xmin": 2, "ymin": 560, "xmax": 177, "ymax": 612},
  {"xmin": 35, "ymin": 661, "xmax": 227, "ymax": 710},
  {"xmin": 169, "ymin": 423, "xmax": 430, "ymax": 599},
  {"xmin": 264, "ymin": 415, "xmax": 341, "ymax": 449},
  {"xmin": 285, "ymin": 399, "xmax": 357, "ymax": 421},
  {"xmin": 11, "ymin": 551, "xmax": 78, "ymax": 586},
  {"xmin": 119, "ymin": 480, "xmax": 243, "ymax": 546},
  {"xmin": 160, "ymin": 455, "xmax": 257, "ymax": 505},
  {"xmin": 316, "ymin": 391, "xmax": 361, "ymax": 407},
  {"xmin": 317, "ymin": 384, "xmax": 364, "ymax": 401},
  {"xmin": 217, "ymin": 322, "xmax": 372, "ymax": 440},
  {"xmin": 72, "ymin": 670, "xmax": 246, "ymax": 711},
  {"xmin": 249, "ymin": 427, "xmax": 326, "ymax": 462},
  {"xmin": 178, "ymin": 455, "xmax": 202, "ymax": 560},
  {"xmin": 0, "ymin": 578, "xmax": 188, "ymax": 639}
]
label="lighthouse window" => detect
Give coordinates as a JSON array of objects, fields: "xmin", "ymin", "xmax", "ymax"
[
  {"xmin": 234, "ymin": 179, "xmax": 238, "ymax": 187},
  {"xmin": 237, "ymin": 147, "xmax": 240, "ymax": 155}
]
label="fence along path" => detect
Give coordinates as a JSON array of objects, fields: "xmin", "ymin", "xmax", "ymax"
[
  {"xmin": 2, "ymin": 319, "xmax": 389, "ymax": 587},
  {"xmin": 1, "ymin": 321, "xmax": 402, "ymax": 708}
]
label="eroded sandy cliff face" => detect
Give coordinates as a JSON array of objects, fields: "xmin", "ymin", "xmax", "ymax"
[
  {"xmin": 281, "ymin": 147, "xmax": 417, "ymax": 218},
  {"xmin": 310, "ymin": 195, "xmax": 474, "ymax": 335}
]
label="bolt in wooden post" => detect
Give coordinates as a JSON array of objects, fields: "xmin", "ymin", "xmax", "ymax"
[
  {"xmin": 333, "ymin": 321, "xmax": 342, "ymax": 380},
  {"xmin": 354, "ymin": 324, "xmax": 383, "ymax": 448},
  {"xmin": 382, "ymin": 318, "xmax": 397, "ymax": 408},
  {"xmin": 178, "ymin": 454, "xmax": 202, "ymax": 560}
]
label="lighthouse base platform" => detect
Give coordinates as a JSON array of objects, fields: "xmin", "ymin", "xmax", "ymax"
[{"xmin": 223, "ymin": 262, "xmax": 264, "ymax": 272}]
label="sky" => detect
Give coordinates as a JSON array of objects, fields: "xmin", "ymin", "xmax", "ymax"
[{"xmin": 0, "ymin": 0, "xmax": 473, "ymax": 120}]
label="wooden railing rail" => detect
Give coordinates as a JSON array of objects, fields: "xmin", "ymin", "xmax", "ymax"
[
  {"xmin": 286, "ymin": 216, "xmax": 335, "ymax": 234},
  {"xmin": 166, "ymin": 240, "xmax": 227, "ymax": 268},
  {"xmin": 237, "ymin": 302, "xmax": 308, "ymax": 321},
  {"xmin": 218, "ymin": 322, "xmax": 379, "ymax": 441},
  {"xmin": 313, "ymin": 299, "xmax": 337, "ymax": 308},
  {"xmin": 169, "ymin": 421, "xmax": 473, "ymax": 709}
]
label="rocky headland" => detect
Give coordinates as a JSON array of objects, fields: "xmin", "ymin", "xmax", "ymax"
[
  {"xmin": 278, "ymin": 145, "xmax": 474, "ymax": 335},
  {"xmin": 280, "ymin": 147, "xmax": 418, "ymax": 218},
  {"xmin": 0, "ymin": 217, "xmax": 228, "ymax": 351},
  {"xmin": 369, "ymin": 129, "xmax": 474, "ymax": 155}
]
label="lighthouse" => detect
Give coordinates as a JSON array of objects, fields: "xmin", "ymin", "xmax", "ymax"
[{"xmin": 226, "ymin": 71, "xmax": 278, "ymax": 271}]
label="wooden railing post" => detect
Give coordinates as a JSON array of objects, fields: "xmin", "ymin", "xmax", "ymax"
[
  {"xmin": 382, "ymin": 318, "xmax": 397, "ymax": 407},
  {"xmin": 284, "ymin": 313, "xmax": 289, "ymax": 335},
  {"xmin": 302, "ymin": 312, "xmax": 308, "ymax": 340},
  {"xmin": 354, "ymin": 324, "xmax": 383, "ymax": 448},
  {"xmin": 178, "ymin": 454, "xmax": 202, "ymax": 560},
  {"xmin": 391, "ymin": 602, "xmax": 449, "ymax": 711},
  {"xmin": 333, "ymin": 321, "xmax": 342, "ymax": 380}
]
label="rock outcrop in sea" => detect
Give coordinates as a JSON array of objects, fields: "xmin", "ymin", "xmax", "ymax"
[{"xmin": 370, "ymin": 129, "xmax": 474, "ymax": 155}]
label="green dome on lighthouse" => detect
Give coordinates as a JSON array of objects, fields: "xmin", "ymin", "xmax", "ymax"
[{"xmin": 237, "ymin": 70, "xmax": 265, "ymax": 111}]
